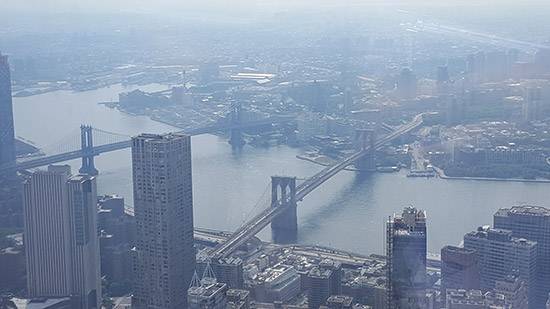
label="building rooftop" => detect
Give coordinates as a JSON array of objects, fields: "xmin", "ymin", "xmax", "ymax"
[
  {"xmin": 308, "ymin": 267, "xmax": 332, "ymax": 279},
  {"xmin": 441, "ymin": 246, "xmax": 476, "ymax": 254},
  {"xmin": 255, "ymin": 264, "xmax": 297, "ymax": 284},
  {"xmin": 327, "ymin": 295, "xmax": 353, "ymax": 307},
  {"xmin": 135, "ymin": 132, "xmax": 190, "ymax": 141},
  {"xmin": 465, "ymin": 227, "xmax": 537, "ymax": 247},
  {"xmin": 11, "ymin": 297, "xmax": 73, "ymax": 309},
  {"xmin": 496, "ymin": 205, "xmax": 550, "ymax": 217},
  {"xmin": 319, "ymin": 259, "xmax": 342, "ymax": 270},
  {"xmin": 218, "ymin": 256, "xmax": 243, "ymax": 266},
  {"xmin": 188, "ymin": 282, "xmax": 227, "ymax": 298}
]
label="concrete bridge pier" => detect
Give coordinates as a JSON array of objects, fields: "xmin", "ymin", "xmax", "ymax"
[
  {"xmin": 228, "ymin": 103, "xmax": 246, "ymax": 148},
  {"xmin": 229, "ymin": 127, "xmax": 245, "ymax": 147},
  {"xmin": 354, "ymin": 129, "xmax": 376, "ymax": 171},
  {"xmin": 271, "ymin": 176, "xmax": 297, "ymax": 244},
  {"xmin": 79, "ymin": 125, "xmax": 99, "ymax": 176}
]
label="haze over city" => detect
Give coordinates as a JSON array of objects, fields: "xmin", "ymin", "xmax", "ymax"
[{"xmin": 1, "ymin": 1, "xmax": 550, "ymax": 309}]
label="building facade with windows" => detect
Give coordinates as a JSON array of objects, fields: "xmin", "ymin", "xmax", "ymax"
[
  {"xmin": 131, "ymin": 133, "xmax": 196, "ymax": 309},
  {"xmin": 23, "ymin": 165, "xmax": 101, "ymax": 309}
]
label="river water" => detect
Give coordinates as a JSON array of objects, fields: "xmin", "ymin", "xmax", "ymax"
[{"xmin": 12, "ymin": 84, "xmax": 550, "ymax": 255}]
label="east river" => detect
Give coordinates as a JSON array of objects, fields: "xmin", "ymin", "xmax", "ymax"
[{"xmin": 12, "ymin": 84, "xmax": 550, "ymax": 255}]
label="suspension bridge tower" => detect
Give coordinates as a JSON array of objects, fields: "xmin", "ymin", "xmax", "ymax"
[
  {"xmin": 354, "ymin": 129, "xmax": 376, "ymax": 171},
  {"xmin": 79, "ymin": 125, "xmax": 99, "ymax": 176},
  {"xmin": 270, "ymin": 176, "xmax": 298, "ymax": 244},
  {"xmin": 228, "ymin": 103, "xmax": 246, "ymax": 147}
]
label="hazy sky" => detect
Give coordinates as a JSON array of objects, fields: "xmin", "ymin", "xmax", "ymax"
[{"xmin": 5, "ymin": 0, "xmax": 549, "ymax": 15}]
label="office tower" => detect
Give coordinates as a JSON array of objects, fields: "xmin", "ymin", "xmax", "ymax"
[
  {"xmin": 308, "ymin": 267, "xmax": 332, "ymax": 309},
  {"xmin": 494, "ymin": 205, "xmax": 550, "ymax": 308},
  {"xmin": 214, "ymin": 257, "xmax": 244, "ymax": 289},
  {"xmin": 318, "ymin": 259, "xmax": 342, "ymax": 295},
  {"xmin": 23, "ymin": 165, "xmax": 101, "ymax": 309},
  {"xmin": 386, "ymin": 207, "xmax": 427, "ymax": 309},
  {"xmin": 97, "ymin": 195, "xmax": 135, "ymax": 282},
  {"xmin": 0, "ymin": 53, "xmax": 15, "ymax": 167},
  {"xmin": 441, "ymin": 246, "xmax": 480, "ymax": 297},
  {"xmin": 493, "ymin": 275, "xmax": 528, "ymax": 309},
  {"xmin": 131, "ymin": 133, "xmax": 195, "ymax": 309},
  {"xmin": 463, "ymin": 227, "xmax": 537, "ymax": 309}
]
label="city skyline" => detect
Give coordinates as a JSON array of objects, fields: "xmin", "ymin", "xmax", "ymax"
[{"xmin": 3, "ymin": 1, "xmax": 550, "ymax": 308}]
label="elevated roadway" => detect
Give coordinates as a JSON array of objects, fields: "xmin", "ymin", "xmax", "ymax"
[
  {"xmin": 211, "ymin": 114, "xmax": 423, "ymax": 259},
  {"xmin": 1, "ymin": 116, "xmax": 295, "ymax": 173}
]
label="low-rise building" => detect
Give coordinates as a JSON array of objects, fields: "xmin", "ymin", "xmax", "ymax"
[{"xmin": 253, "ymin": 264, "xmax": 301, "ymax": 303}]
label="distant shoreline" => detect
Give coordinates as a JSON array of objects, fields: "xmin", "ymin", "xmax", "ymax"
[
  {"xmin": 298, "ymin": 154, "xmax": 550, "ymax": 183},
  {"xmin": 432, "ymin": 166, "xmax": 550, "ymax": 183}
]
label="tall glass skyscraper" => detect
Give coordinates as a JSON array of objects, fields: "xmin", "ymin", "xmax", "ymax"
[
  {"xmin": 131, "ymin": 133, "xmax": 196, "ymax": 309},
  {"xmin": 387, "ymin": 207, "xmax": 427, "ymax": 309},
  {"xmin": 23, "ymin": 165, "xmax": 102, "ymax": 308},
  {"xmin": 0, "ymin": 53, "xmax": 15, "ymax": 167}
]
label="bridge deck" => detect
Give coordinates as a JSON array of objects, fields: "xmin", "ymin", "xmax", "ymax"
[
  {"xmin": 210, "ymin": 114, "xmax": 423, "ymax": 258},
  {"xmin": 1, "ymin": 116, "xmax": 295, "ymax": 173}
]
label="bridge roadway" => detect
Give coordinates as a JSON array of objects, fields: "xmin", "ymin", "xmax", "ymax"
[
  {"xmin": 1, "ymin": 116, "xmax": 295, "ymax": 173},
  {"xmin": 210, "ymin": 114, "xmax": 423, "ymax": 259}
]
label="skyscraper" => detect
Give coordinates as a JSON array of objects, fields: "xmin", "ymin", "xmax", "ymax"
[
  {"xmin": 441, "ymin": 246, "xmax": 480, "ymax": 298},
  {"xmin": 131, "ymin": 133, "xmax": 195, "ymax": 309},
  {"xmin": 308, "ymin": 267, "xmax": 332, "ymax": 309},
  {"xmin": 0, "ymin": 53, "xmax": 15, "ymax": 167},
  {"xmin": 463, "ymin": 227, "xmax": 537, "ymax": 309},
  {"xmin": 386, "ymin": 207, "xmax": 427, "ymax": 309},
  {"xmin": 494, "ymin": 205, "xmax": 550, "ymax": 308},
  {"xmin": 23, "ymin": 165, "xmax": 101, "ymax": 309}
]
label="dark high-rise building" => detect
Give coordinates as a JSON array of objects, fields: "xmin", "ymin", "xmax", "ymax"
[
  {"xmin": 386, "ymin": 207, "xmax": 427, "ymax": 309},
  {"xmin": 307, "ymin": 259, "xmax": 342, "ymax": 309},
  {"xmin": 23, "ymin": 165, "xmax": 101, "ymax": 309},
  {"xmin": 494, "ymin": 205, "xmax": 550, "ymax": 309},
  {"xmin": 0, "ymin": 53, "xmax": 15, "ymax": 167},
  {"xmin": 97, "ymin": 195, "xmax": 135, "ymax": 282},
  {"xmin": 214, "ymin": 257, "xmax": 244, "ymax": 289},
  {"xmin": 319, "ymin": 259, "xmax": 342, "ymax": 296},
  {"xmin": 131, "ymin": 133, "xmax": 195, "ymax": 309},
  {"xmin": 308, "ymin": 267, "xmax": 332, "ymax": 309},
  {"xmin": 441, "ymin": 246, "xmax": 480, "ymax": 298}
]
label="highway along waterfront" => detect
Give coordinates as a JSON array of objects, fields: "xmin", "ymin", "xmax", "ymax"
[{"xmin": 13, "ymin": 84, "xmax": 550, "ymax": 255}]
